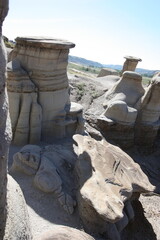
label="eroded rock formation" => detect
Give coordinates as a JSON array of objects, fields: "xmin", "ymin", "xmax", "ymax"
[
  {"xmin": 97, "ymin": 71, "xmax": 144, "ymax": 148},
  {"xmin": 10, "ymin": 134, "xmax": 155, "ymax": 240},
  {"xmin": 73, "ymin": 135, "xmax": 155, "ymax": 239},
  {"xmin": 0, "ymin": 1, "xmax": 11, "ymax": 237},
  {"xmin": 7, "ymin": 37, "xmax": 84, "ymax": 144},
  {"xmin": 11, "ymin": 144, "xmax": 77, "ymax": 214},
  {"xmin": 135, "ymin": 72, "xmax": 160, "ymax": 146},
  {"xmin": 0, "ymin": 1, "xmax": 32, "ymax": 239},
  {"xmin": 7, "ymin": 59, "xmax": 42, "ymax": 145},
  {"xmin": 121, "ymin": 56, "xmax": 142, "ymax": 75}
]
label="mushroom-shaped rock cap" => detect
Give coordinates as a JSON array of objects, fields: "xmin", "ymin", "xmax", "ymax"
[
  {"xmin": 15, "ymin": 36, "xmax": 75, "ymax": 49},
  {"xmin": 124, "ymin": 56, "xmax": 142, "ymax": 62},
  {"xmin": 122, "ymin": 71, "xmax": 142, "ymax": 81}
]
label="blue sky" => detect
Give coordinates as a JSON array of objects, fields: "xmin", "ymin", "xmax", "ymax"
[{"xmin": 3, "ymin": 0, "xmax": 160, "ymax": 70}]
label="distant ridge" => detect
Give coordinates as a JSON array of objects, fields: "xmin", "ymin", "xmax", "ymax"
[{"xmin": 69, "ymin": 55, "xmax": 159, "ymax": 77}]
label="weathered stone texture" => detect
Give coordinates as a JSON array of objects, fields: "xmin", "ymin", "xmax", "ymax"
[
  {"xmin": 34, "ymin": 225, "xmax": 96, "ymax": 240},
  {"xmin": 11, "ymin": 143, "xmax": 77, "ymax": 215},
  {"xmin": 100, "ymin": 71, "xmax": 144, "ymax": 148},
  {"xmin": 0, "ymin": 1, "xmax": 12, "ymax": 237},
  {"xmin": 8, "ymin": 37, "xmax": 84, "ymax": 144},
  {"xmin": 121, "ymin": 56, "xmax": 142, "ymax": 75},
  {"xmin": 4, "ymin": 175, "xmax": 32, "ymax": 240},
  {"xmin": 135, "ymin": 73, "xmax": 160, "ymax": 146},
  {"xmin": 74, "ymin": 134, "xmax": 155, "ymax": 239}
]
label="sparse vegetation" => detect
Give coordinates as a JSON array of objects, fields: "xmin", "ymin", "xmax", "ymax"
[
  {"xmin": 68, "ymin": 62, "xmax": 101, "ymax": 77},
  {"xmin": 76, "ymin": 83, "xmax": 86, "ymax": 101},
  {"xmin": 3, "ymin": 36, "xmax": 15, "ymax": 48}
]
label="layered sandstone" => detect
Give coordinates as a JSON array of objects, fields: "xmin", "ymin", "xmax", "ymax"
[
  {"xmin": 121, "ymin": 56, "xmax": 142, "ymax": 75},
  {"xmin": 8, "ymin": 37, "xmax": 84, "ymax": 144},
  {"xmin": 98, "ymin": 71, "xmax": 144, "ymax": 148},
  {"xmin": 74, "ymin": 135, "xmax": 155, "ymax": 239},
  {"xmin": 135, "ymin": 72, "xmax": 160, "ymax": 146}
]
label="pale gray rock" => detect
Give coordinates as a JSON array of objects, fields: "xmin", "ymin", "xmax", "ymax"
[
  {"xmin": 97, "ymin": 68, "xmax": 119, "ymax": 77},
  {"xmin": 0, "ymin": 1, "xmax": 12, "ymax": 238},
  {"xmin": 98, "ymin": 71, "xmax": 144, "ymax": 148},
  {"xmin": 0, "ymin": 2, "xmax": 32, "ymax": 239},
  {"xmin": 4, "ymin": 175, "xmax": 32, "ymax": 240},
  {"xmin": 7, "ymin": 59, "xmax": 42, "ymax": 145},
  {"xmin": 11, "ymin": 144, "xmax": 77, "ymax": 215},
  {"xmin": 121, "ymin": 56, "xmax": 142, "ymax": 75},
  {"xmin": 34, "ymin": 225, "xmax": 96, "ymax": 240},
  {"xmin": 8, "ymin": 37, "xmax": 84, "ymax": 144},
  {"xmin": 135, "ymin": 72, "xmax": 160, "ymax": 146},
  {"xmin": 73, "ymin": 134, "xmax": 155, "ymax": 239},
  {"xmin": 94, "ymin": 75, "xmax": 120, "ymax": 91}
]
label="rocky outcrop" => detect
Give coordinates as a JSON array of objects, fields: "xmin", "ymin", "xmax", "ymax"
[
  {"xmin": 121, "ymin": 56, "xmax": 142, "ymax": 75},
  {"xmin": 0, "ymin": 1, "xmax": 12, "ymax": 238},
  {"xmin": 11, "ymin": 144, "xmax": 77, "ymax": 215},
  {"xmin": 98, "ymin": 71, "xmax": 144, "ymax": 148},
  {"xmin": 8, "ymin": 37, "xmax": 84, "ymax": 144},
  {"xmin": 135, "ymin": 72, "xmax": 160, "ymax": 146},
  {"xmin": 0, "ymin": 2, "xmax": 32, "ymax": 239},
  {"xmin": 73, "ymin": 135, "xmax": 155, "ymax": 240}
]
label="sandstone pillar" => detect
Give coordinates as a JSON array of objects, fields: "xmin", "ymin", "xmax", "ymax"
[
  {"xmin": 121, "ymin": 56, "xmax": 142, "ymax": 75},
  {"xmin": 8, "ymin": 37, "xmax": 83, "ymax": 143}
]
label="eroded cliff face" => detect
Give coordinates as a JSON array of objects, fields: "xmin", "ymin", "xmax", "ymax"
[
  {"xmin": 0, "ymin": 1, "xmax": 11, "ymax": 237},
  {"xmin": 0, "ymin": 2, "xmax": 33, "ymax": 239}
]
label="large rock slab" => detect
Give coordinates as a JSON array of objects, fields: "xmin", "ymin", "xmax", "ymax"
[{"xmin": 73, "ymin": 135, "xmax": 155, "ymax": 239}]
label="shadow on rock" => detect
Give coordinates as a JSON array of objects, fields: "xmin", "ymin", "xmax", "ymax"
[{"xmin": 121, "ymin": 200, "xmax": 157, "ymax": 240}]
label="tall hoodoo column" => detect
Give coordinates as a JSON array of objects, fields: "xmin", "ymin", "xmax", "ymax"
[
  {"xmin": 121, "ymin": 56, "xmax": 142, "ymax": 75},
  {"xmin": 8, "ymin": 37, "xmax": 83, "ymax": 143}
]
